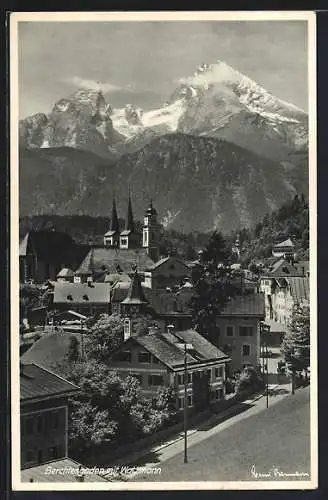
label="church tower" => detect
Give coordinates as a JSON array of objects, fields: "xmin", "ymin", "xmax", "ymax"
[
  {"xmin": 104, "ymin": 198, "xmax": 120, "ymax": 247},
  {"xmin": 143, "ymin": 200, "xmax": 160, "ymax": 262},
  {"xmin": 120, "ymin": 192, "xmax": 140, "ymax": 249},
  {"xmin": 121, "ymin": 269, "xmax": 149, "ymax": 340}
]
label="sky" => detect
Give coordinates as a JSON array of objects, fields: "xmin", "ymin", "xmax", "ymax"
[{"xmin": 18, "ymin": 20, "xmax": 308, "ymax": 119}]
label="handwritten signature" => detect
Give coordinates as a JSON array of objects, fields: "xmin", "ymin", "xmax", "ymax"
[{"xmin": 251, "ymin": 464, "xmax": 310, "ymax": 479}]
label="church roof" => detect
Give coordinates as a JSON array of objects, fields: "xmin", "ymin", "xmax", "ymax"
[
  {"xmin": 109, "ymin": 198, "xmax": 120, "ymax": 233},
  {"xmin": 125, "ymin": 194, "xmax": 135, "ymax": 231},
  {"xmin": 53, "ymin": 282, "xmax": 111, "ymax": 304},
  {"xmin": 122, "ymin": 271, "xmax": 148, "ymax": 305},
  {"xmin": 75, "ymin": 247, "xmax": 154, "ymax": 275}
]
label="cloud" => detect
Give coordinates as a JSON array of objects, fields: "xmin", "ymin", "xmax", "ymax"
[{"xmin": 63, "ymin": 76, "xmax": 121, "ymax": 93}]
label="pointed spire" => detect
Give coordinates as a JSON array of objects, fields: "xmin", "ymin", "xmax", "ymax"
[
  {"xmin": 122, "ymin": 269, "xmax": 148, "ymax": 304},
  {"xmin": 125, "ymin": 189, "xmax": 134, "ymax": 231},
  {"xmin": 110, "ymin": 198, "xmax": 120, "ymax": 232}
]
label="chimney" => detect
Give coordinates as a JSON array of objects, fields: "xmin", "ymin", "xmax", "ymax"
[{"xmin": 148, "ymin": 325, "xmax": 159, "ymax": 335}]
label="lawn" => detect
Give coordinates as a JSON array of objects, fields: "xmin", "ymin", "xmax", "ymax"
[{"xmin": 136, "ymin": 386, "xmax": 311, "ymax": 482}]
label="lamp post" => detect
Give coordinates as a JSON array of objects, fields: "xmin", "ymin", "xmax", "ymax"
[
  {"xmin": 184, "ymin": 342, "xmax": 188, "ymax": 464},
  {"xmin": 260, "ymin": 322, "xmax": 270, "ymax": 408}
]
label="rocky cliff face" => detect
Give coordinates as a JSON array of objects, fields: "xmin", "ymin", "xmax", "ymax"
[{"xmin": 19, "ymin": 133, "xmax": 308, "ymax": 234}]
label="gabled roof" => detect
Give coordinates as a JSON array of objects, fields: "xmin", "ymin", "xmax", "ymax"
[
  {"xmin": 57, "ymin": 268, "xmax": 74, "ymax": 278},
  {"xmin": 53, "ymin": 282, "xmax": 111, "ymax": 304},
  {"xmin": 220, "ymin": 294, "xmax": 265, "ymax": 318},
  {"xmin": 76, "ymin": 247, "xmax": 154, "ymax": 275},
  {"xmin": 20, "ymin": 362, "xmax": 79, "ymax": 403},
  {"xmin": 263, "ymin": 259, "xmax": 306, "ymax": 278},
  {"xmin": 273, "ymin": 238, "xmax": 294, "ymax": 248},
  {"xmin": 122, "ymin": 328, "xmax": 229, "ymax": 371},
  {"xmin": 104, "ymin": 230, "xmax": 116, "ymax": 237},
  {"xmin": 120, "ymin": 230, "xmax": 132, "ymax": 236},
  {"xmin": 146, "ymin": 256, "xmax": 189, "ymax": 272},
  {"xmin": 21, "ymin": 332, "xmax": 83, "ymax": 371}
]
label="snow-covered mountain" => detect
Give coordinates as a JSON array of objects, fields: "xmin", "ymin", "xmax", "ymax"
[{"xmin": 19, "ymin": 60, "xmax": 308, "ymax": 163}]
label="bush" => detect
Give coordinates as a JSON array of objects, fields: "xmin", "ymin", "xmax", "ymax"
[{"xmin": 235, "ymin": 366, "xmax": 264, "ymax": 395}]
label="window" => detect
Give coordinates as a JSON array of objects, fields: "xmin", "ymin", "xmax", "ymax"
[
  {"xmin": 148, "ymin": 374, "xmax": 164, "ymax": 386},
  {"xmin": 239, "ymin": 326, "xmax": 254, "ymax": 337},
  {"xmin": 123, "ymin": 319, "xmax": 131, "ymax": 338},
  {"xmin": 138, "ymin": 352, "xmax": 152, "ymax": 364},
  {"xmin": 177, "ymin": 373, "xmax": 185, "ymax": 385},
  {"xmin": 178, "ymin": 397, "xmax": 184, "ymax": 410},
  {"xmin": 117, "ymin": 351, "xmax": 132, "ymax": 362},
  {"xmin": 226, "ymin": 326, "xmax": 234, "ymax": 337},
  {"xmin": 120, "ymin": 237, "xmax": 128, "ymax": 247},
  {"xmin": 215, "ymin": 367, "xmax": 223, "ymax": 378},
  {"xmin": 143, "ymin": 230, "xmax": 148, "ymax": 246},
  {"xmin": 187, "ymin": 372, "xmax": 193, "ymax": 384},
  {"xmin": 242, "ymin": 344, "xmax": 251, "ymax": 357},
  {"xmin": 187, "ymin": 395, "xmax": 193, "ymax": 407}
]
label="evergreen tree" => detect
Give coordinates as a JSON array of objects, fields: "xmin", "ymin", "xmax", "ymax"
[{"xmin": 281, "ymin": 303, "xmax": 310, "ymax": 379}]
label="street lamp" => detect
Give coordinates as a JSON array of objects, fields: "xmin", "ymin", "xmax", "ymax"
[
  {"xmin": 177, "ymin": 340, "xmax": 193, "ymax": 464},
  {"xmin": 260, "ymin": 322, "xmax": 270, "ymax": 408}
]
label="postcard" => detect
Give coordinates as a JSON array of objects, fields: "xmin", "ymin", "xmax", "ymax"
[{"xmin": 10, "ymin": 10, "xmax": 317, "ymax": 490}]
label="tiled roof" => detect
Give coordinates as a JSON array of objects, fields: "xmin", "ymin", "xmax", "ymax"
[
  {"xmin": 174, "ymin": 329, "xmax": 228, "ymax": 360},
  {"xmin": 128, "ymin": 328, "xmax": 229, "ymax": 370},
  {"xmin": 273, "ymin": 238, "xmax": 294, "ymax": 248},
  {"xmin": 20, "ymin": 332, "xmax": 83, "ymax": 371},
  {"xmin": 220, "ymin": 294, "xmax": 265, "ymax": 317},
  {"xmin": 57, "ymin": 268, "xmax": 74, "ymax": 278},
  {"xmin": 53, "ymin": 282, "xmax": 111, "ymax": 304},
  {"xmin": 286, "ymin": 277, "xmax": 310, "ymax": 302},
  {"xmin": 20, "ymin": 363, "xmax": 79, "ymax": 402},
  {"xmin": 76, "ymin": 247, "xmax": 154, "ymax": 275},
  {"xmin": 265, "ymin": 259, "xmax": 306, "ymax": 278},
  {"xmin": 146, "ymin": 256, "xmax": 189, "ymax": 271}
]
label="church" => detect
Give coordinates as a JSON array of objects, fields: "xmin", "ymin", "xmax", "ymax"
[{"xmin": 73, "ymin": 195, "xmax": 161, "ymax": 283}]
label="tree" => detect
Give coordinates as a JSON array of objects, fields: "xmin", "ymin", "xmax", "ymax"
[
  {"xmin": 84, "ymin": 314, "xmax": 124, "ymax": 362},
  {"xmin": 235, "ymin": 366, "xmax": 264, "ymax": 395},
  {"xmin": 281, "ymin": 303, "xmax": 310, "ymax": 386},
  {"xmin": 189, "ymin": 231, "xmax": 238, "ymax": 343},
  {"xmin": 66, "ymin": 336, "xmax": 80, "ymax": 364}
]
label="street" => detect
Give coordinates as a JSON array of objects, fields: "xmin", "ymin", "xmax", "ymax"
[{"xmin": 128, "ymin": 386, "xmax": 310, "ymax": 482}]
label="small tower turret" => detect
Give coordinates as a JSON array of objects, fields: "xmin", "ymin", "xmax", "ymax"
[
  {"xmin": 143, "ymin": 199, "xmax": 160, "ymax": 262},
  {"xmin": 121, "ymin": 269, "xmax": 149, "ymax": 340},
  {"xmin": 104, "ymin": 198, "xmax": 120, "ymax": 247}
]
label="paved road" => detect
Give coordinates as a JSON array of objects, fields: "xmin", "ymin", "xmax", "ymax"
[{"xmin": 127, "ymin": 386, "xmax": 310, "ymax": 482}]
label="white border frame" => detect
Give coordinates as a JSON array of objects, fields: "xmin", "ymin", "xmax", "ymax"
[{"xmin": 10, "ymin": 10, "xmax": 317, "ymax": 491}]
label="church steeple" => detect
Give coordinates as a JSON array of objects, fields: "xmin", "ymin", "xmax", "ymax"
[
  {"xmin": 125, "ymin": 191, "xmax": 135, "ymax": 231},
  {"xmin": 143, "ymin": 199, "xmax": 160, "ymax": 262},
  {"xmin": 104, "ymin": 197, "xmax": 120, "ymax": 247},
  {"xmin": 111, "ymin": 198, "xmax": 120, "ymax": 233},
  {"xmin": 120, "ymin": 189, "xmax": 140, "ymax": 249}
]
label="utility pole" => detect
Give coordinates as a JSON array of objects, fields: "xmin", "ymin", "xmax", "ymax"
[
  {"xmin": 184, "ymin": 342, "xmax": 188, "ymax": 464},
  {"xmin": 80, "ymin": 320, "xmax": 84, "ymax": 360},
  {"xmin": 265, "ymin": 341, "xmax": 269, "ymax": 409}
]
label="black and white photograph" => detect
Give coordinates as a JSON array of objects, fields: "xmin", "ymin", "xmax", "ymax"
[{"xmin": 10, "ymin": 11, "xmax": 317, "ymax": 490}]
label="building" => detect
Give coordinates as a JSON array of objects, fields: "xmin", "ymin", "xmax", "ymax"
[
  {"xmin": 20, "ymin": 362, "xmax": 108, "ymax": 482},
  {"xmin": 262, "ymin": 276, "xmax": 310, "ymax": 326},
  {"xmin": 143, "ymin": 256, "xmax": 191, "ymax": 290},
  {"xmin": 272, "ymin": 238, "xmax": 296, "ymax": 259},
  {"xmin": 259, "ymin": 259, "xmax": 309, "ymax": 323},
  {"xmin": 142, "ymin": 199, "xmax": 161, "ymax": 262},
  {"xmin": 19, "ymin": 230, "xmax": 85, "ymax": 283},
  {"xmin": 53, "ymin": 282, "xmax": 111, "ymax": 316},
  {"xmin": 109, "ymin": 270, "xmax": 230, "ymax": 410},
  {"xmin": 215, "ymin": 294, "xmax": 265, "ymax": 372},
  {"xmin": 20, "ymin": 362, "xmax": 80, "ymax": 469},
  {"xmin": 56, "ymin": 268, "xmax": 75, "ymax": 283}
]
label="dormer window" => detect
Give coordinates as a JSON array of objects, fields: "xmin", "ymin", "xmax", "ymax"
[
  {"xmin": 66, "ymin": 294, "xmax": 73, "ymax": 301},
  {"xmin": 82, "ymin": 294, "xmax": 89, "ymax": 301}
]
